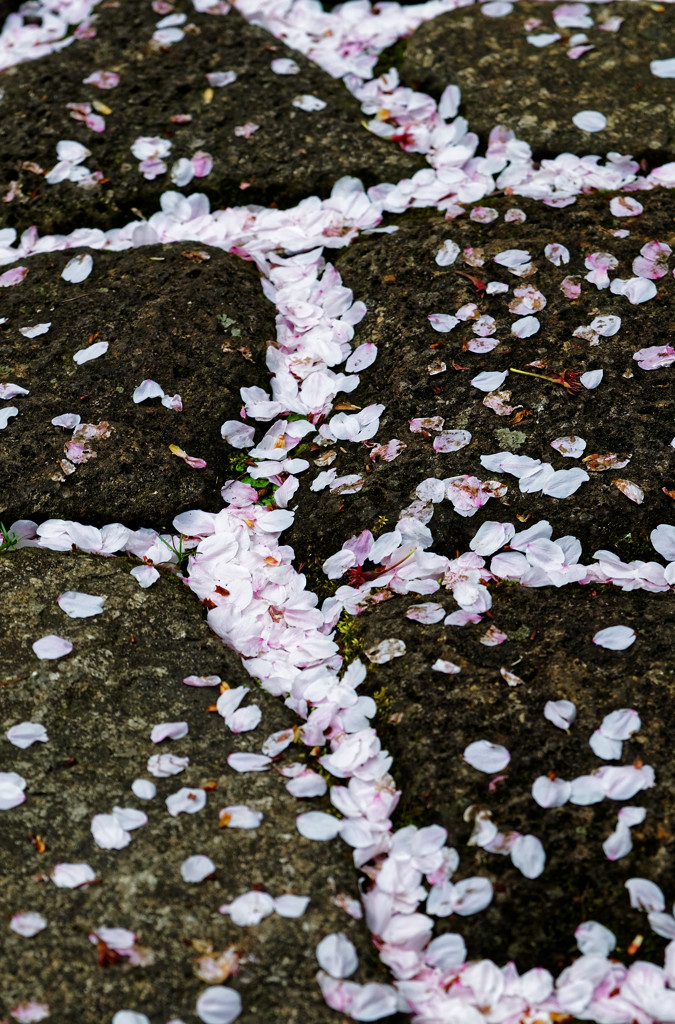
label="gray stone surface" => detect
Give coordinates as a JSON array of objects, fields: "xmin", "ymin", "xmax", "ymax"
[
  {"xmin": 0, "ymin": 243, "xmax": 275, "ymax": 528},
  {"xmin": 0, "ymin": 1, "xmax": 423, "ymax": 235},
  {"xmin": 401, "ymin": 1, "xmax": 675, "ymax": 160},
  {"xmin": 0, "ymin": 547, "xmax": 380, "ymax": 1023}
]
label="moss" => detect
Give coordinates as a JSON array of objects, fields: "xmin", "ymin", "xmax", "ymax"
[
  {"xmin": 334, "ymin": 611, "xmax": 366, "ymax": 664},
  {"xmin": 372, "ymin": 36, "xmax": 409, "ymax": 79}
]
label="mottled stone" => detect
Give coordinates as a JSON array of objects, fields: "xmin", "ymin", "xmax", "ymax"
[{"xmin": 401, "ymin": 2, "xmax": 675, "ymax": 160}]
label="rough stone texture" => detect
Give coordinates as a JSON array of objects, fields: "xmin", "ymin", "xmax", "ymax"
[
  {"xmin": 0, "ymin": 243, "xmax": 275, "ymax": 528},
  {"xmin": 401, "ymin": 1, "xmax": 675, "ymax": 161},
  {"xmin": 0, "ymin": 548, "xmax": 383, "ymax": 1023},
  {"xmin": 0, "ymin": 1, "xmax": 423, "ymax": 236},
  {"xmin": 274, "ymin": 188, "xmax": 675, "ymax": 973},
  {"xmin": 346, "ymin": 579, "xmax": 675, "ymax": 974},
  {"xmin": 290, "ymin": 190, "xmax": 675, "ymax": 565}
]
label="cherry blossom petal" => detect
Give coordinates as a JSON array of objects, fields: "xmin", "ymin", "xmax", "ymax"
[
  {"xmin": 601, "ymin": 708, "xmax": 641, "ymax": 741},
  {"xmin": 146, "ymin": 753, "xmax": 188, "ymax": 774},
  {"xmin": 435, "ymin": 240, "xmax": 460, "ymax": 266},
  {"xmin": 296, "ymin": 811, "xmax": 343, "ymax": 841},
  {"xmin": 218, "ymin": 805, "xmax": 263, "ymax": 829},
  {"xmin": 274, "ymin": 894, "xmax": 310, "ymax": 918},
  {"xmin": 73, "ymin": 340, "xmax": 108, "ymax": 364},
  {"xmin": 166, "ymin": 788, "xmax": 207, "ymax": 816},
  {"xmin": 432, "ymin": 659, "xmax": 461, "ymax": 674},
  {"xmin": 428, "ymin": 314, "xmax": 459, "ymax": 333},
  {"xmin": 131, "ymin": 779, "xmax": 156, "ymax": 800},
  {"xmin": 181, "ymin": 855, "xmax": 216, "ymax": 882},
  {"xmin": 151, "ymin": 721, "xmax": 188, "ymax": 743},
  {"xmin": 133, "ymin": 379, "xmax": 165, "ymax": 403},
  {"xmin": 6, "ymin": 722, "xmax": 48, "ymax": 748},
  {"xmin": 183, "ymin": 674, "xmax": 221, "ymax": 688},
  {"xmin": 544, "ymin": 699, "xmax": 576, "ymax": 730},
  {"xmin": 510, "ymin": 834, "xmax": 546, "ymax": 878},
  {"xmin": 50, "ymin": 862, "xmax": 96, "ymax": 888},
  {"xmin": 10, "ymin": 912, "xmax": 48, "ymax": 937},
  {"xmin": 580, "ymin": 369, "xmax": 603, "ymax": 389},
  {"xmin": 91, "ymin": 813, "xmax": 131, "ymax": 850},
  {"xmin": 551, "ymin": 435, "xmax": 586, "ymax": 458},
  {"xmin": 220, "ymin": 891, "xmax": 274, "ymax": 926},
  {"xmin": 345, "ymin": 343, "xmax": 377, "ymax": 372},
  {"xmin": 226, "ymin": 753, "xmax": 271, "ymax": 773},
  {"xmin": 316, "ymin": 933, "xmax": 358, "ymax": 978},
  {"xmin": 575, "ymin": 920, "xmax": 616, "ymax": 955},
  {"xmin": 406, "ymin": 603, "xmax": 445, "ymax": 624},
  {"xmin": 625, "ymin": 877, "xmax": 665, "ymax": 912},
  {"xmin": 471, "ymin": 371, "xmax": 508, "ymax": 392},
  {"xmin": 130, "ymin": 565, "xmax": 160, "ymax": 588},
  {"xmin": 57, "ymin": 591, "xmax": 105, "ymax": 617},
  {"xmin": 32, "ymin": 635, "xmax": 72, "ymax": 660},
  {"xmin": 463, "ymin": 740, "xmax": 510, "ymax": 773},
  {"xmin": 195, "ymin": 986, "xmax": 242, "ymax": 1024},
  {"xmin": 651, "ymin": 58, "xmax": 675, "ymax": 78},
  {"xmin": 10, "ymin": 1003, "xmax": 51, "ymax": 1023},
  {"xmin": 614, "ymin": 478, "xmax": 644, "ymax": 504},
  {"xmin": 532, "ymin": 776, "xmax": 571, "ymax": 808},
  {"xmin": 572, "ymin": 110, "xmax": 607, "ymax": 132},
  {"xmin": 433, "ymin": 430, "xmax": 471, "ymax": 453},
  {"xmin": 20, "ymin": 323, "xmax": 51, "ymax": 338},
  {"xmin": 364, "ymin": 638, "xmax": 406, "ymax": 664},
  {"xmin": 61, "ymin": 253, "xmax": 93, "ymax": 283},
  {"xmin": 593, "ymin": 625, "xmax": 636, "ymax": 650}
]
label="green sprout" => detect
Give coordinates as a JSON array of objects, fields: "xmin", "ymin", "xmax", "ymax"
[
  {"xmin": 158, "ymin": 534, "xmax": 190, "ymax": 571},
  {"xmin": 0, "ymin": 522, "xmax": 18, "ymax": 553}
]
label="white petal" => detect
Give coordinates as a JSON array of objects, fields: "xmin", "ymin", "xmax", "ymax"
[
  {"xmin": 151, "ymin": 721, "xmax": 188, "ymax": 743},
  {"xmin": 471, "ymin": 370, "xmax": 508, "ymax": 392},
  {"xmin": 575, "ymin": 920, "xmax": 616, "ymax": 956},
  {"xmin": 181, "ymin": 855, "xmax": 216, "ymax": 882},
  {"xmin": 112, "ymin": 806, "xmax": 147, "ymax": 831},
  {"xmin": 57, "ymin": 591, "xmax": 105, "ymax": 618},
  {"xmin": 131, "ymin": 779, "xmax": 156, "ymax": 800},
  {"xmin": 195, "ymin": 986, "xmax": 242, "ymax": 1024},
  {"xmin": 6, "ymin": 722, "xmax": 48, "ymax": 748},
  {"xmin": 511, "ymin": 316, "xmax": 539, "ymax": 338},
  {"xmin": 221, "ymin": 891, "xmax": 274, "ymax": 927},
  {"xmin": 10, "ymin": 912, "xmax": 48, "ymax": 937},
  {"xmin": 166, "ymin": 788, "xmax": 206, "ymax": 816},
  {"xmin": 32, "ymin": 635, "xmax": 72, "ymax": 660},
  {"xmin": 130, "ymin": 565, "xmax": 160, "ymax": 588},
  {"xmin": 274, "ymin": 894, "xmax": 310, "ymax": 918},
  {"xmin": 91, "ymin": 813, "xmax": 131, "ymax": 850},
  {"xmin": 50, "ymin": 862, "xmax": 96, "ymax": 888},
  {"xmin": 73, "ymin": 340, "xmax": 108, "ymax": 364},
  {"xmin": 316, "ymin": 932, "xmax": 359, "ymax": 978},
  {"xmin": 147, "ymin": 753, "xmax": 189, "ymax": 777},
  {"xmin": 226, "ymin": 753, "xmax": 271, "ymax": 773},
  {"xmin": 61, "ymin": 253, "xmax": 94, "ymax": 283},
  {"xmin": 296, "ymin": 811, "xmax": 342, "ymax": 841},
  {"xmin": 572, "ymin": 110, "xmax": 607, "ymax": 132},
  {"xmin": 364, "ymin": 638, "xmax": 406, "ymax": 664},
  {"xmin": 463, "ymin": 740, "xmax": 510, "ymax": 773},
  {"xmin": 593, "ymin": 625, "xmax": 636, "ymax": 650},
  {"xmin": 219, "ymin": 805, "xmax": 263, "ymax": 829},
  {"xmin": 511, "ymin": 834, "xmax": 546, "ymax": 878},
  {"xmin": 544, "ymin": 699, "xmax": 576, "ymax": 729}
]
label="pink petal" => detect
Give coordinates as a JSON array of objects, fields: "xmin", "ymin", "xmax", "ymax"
[{"xmin": 32, "ymin": 635, "xmax": 72, "ymax": 660}]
